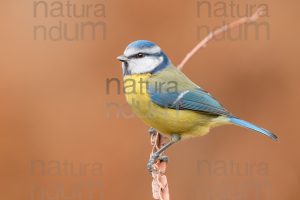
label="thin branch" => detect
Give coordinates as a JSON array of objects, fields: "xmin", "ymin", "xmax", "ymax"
[
  {"xmin": 149, "ymin": 130, "xmax": 170, "ymax": 200},
  {"xmin": 149, "ymin": 7, "xmax": 265, "ymax": 200},
  {"xmin": 177, "ymin": 7, "xmax": 266, "ymax": 70}
]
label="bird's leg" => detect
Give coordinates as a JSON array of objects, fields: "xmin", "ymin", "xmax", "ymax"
[
  {"xmin": 149, "ymin": 128, "xmax": 169, "ymax": 164},
  {"xmin": 147, "ymin": 134, "xmax": 181, "ymax": 172}
]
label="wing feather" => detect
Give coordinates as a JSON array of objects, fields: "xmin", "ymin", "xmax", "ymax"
[{"xmin": 147, "ymin": 66, "xmax": 231, "ymax": 116}]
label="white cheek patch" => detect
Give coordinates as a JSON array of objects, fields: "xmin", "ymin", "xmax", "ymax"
[{"xmin": 128, "ymin": 56, "xmax": 163, "ymax": 74}]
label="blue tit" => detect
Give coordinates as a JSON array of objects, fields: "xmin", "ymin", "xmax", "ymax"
[{"xmin": 117, "ymin": 40, "xmax": 278, "ymax": 170}]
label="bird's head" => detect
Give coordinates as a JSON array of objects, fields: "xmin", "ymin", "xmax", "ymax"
[{"xmin": 117, "ymin": 40, "xmax": 171, "ymax": 75}]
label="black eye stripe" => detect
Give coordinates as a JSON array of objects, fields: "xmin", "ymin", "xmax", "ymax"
[
  {"xmin": 128, "ymin": 53, "xmax": 146, "ymax": 59},
  {"xmin": 127, "ymin": 52, "xmax": 161, "ymax": 59}
]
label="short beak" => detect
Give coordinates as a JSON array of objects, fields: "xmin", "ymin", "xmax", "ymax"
[{"xmin": 117, "ymin": 55, "xmax": 128, "ymax": 62}]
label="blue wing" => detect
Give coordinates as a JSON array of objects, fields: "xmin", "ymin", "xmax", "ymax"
[
  {"xmin": 146, "ymin": 66, "xmax": 278, "ymax": 140},
  {"xmin": 148, "ymin": 87, "xmax": 231, "ymax": 116}
]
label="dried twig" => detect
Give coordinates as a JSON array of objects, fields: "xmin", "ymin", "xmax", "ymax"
[
  {"xmin": 149, "ymin": 129, "xmax": 170, "ymax": 200},
  {"xmin": 149, "ymin": 7, "xmax": 266, "ymax": 200},
  {"xmin": 177, "ymin": 7, "xmax": 266, "ymax": 70}
]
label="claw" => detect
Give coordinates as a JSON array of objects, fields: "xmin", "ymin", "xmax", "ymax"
[
  {"xmin": 158, "ymin": 155, "xmax": 168, "ymax": 162},
  {"xmin": 148, "ymin": 127, "xmax": 156, "ymax": 136},
  {"xmin": 147, "ymin": 152, "xmax": 160, "ymax": 172}
]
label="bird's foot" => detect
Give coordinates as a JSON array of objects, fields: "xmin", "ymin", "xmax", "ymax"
[
  {"xmin": 148, "ymin": 127, "xmax": 157, "ymax": 136},
  {"xmin": 158, "ymin": 155, "xmax": 169, "ymax": 163},
  {"xmin": 147, "ymin": 152, "xmax": 160, "ymax": 172},
  {"xmin": 147, "ymin": 153, "xmax": 169, "ymax": 172}
]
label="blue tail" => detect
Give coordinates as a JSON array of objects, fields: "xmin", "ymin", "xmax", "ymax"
[{"xmin": 229, "ymin": 117, "xmax": 278, "ymax": 141}]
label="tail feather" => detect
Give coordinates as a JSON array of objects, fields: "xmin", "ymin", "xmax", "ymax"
[{"xmin": 229, "ymin": 117, "xmax": 278, "ymax": 141}]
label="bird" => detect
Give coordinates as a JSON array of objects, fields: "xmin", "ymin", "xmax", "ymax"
[{"xmin": 117, "ymin": 40, "xmax": 278, "ymax": 171}]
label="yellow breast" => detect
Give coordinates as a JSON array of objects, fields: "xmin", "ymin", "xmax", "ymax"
[{"xmin": 123, "ymin": 74, "xmax": 227, "ymax": 138}]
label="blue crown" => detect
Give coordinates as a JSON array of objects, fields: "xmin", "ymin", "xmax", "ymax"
[{"xmin": 127, "ymin": 40, "xmax": 156, "ymax": 50}]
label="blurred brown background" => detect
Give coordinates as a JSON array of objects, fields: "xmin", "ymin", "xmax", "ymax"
[{"xmin": 0, "ymin": 0, "xmax": 299, "ymax": 199}]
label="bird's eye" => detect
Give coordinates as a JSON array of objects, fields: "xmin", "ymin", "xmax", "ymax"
[{"xmin": 135, "ymin": 53, "xmax": 145, "ymax": 58}]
